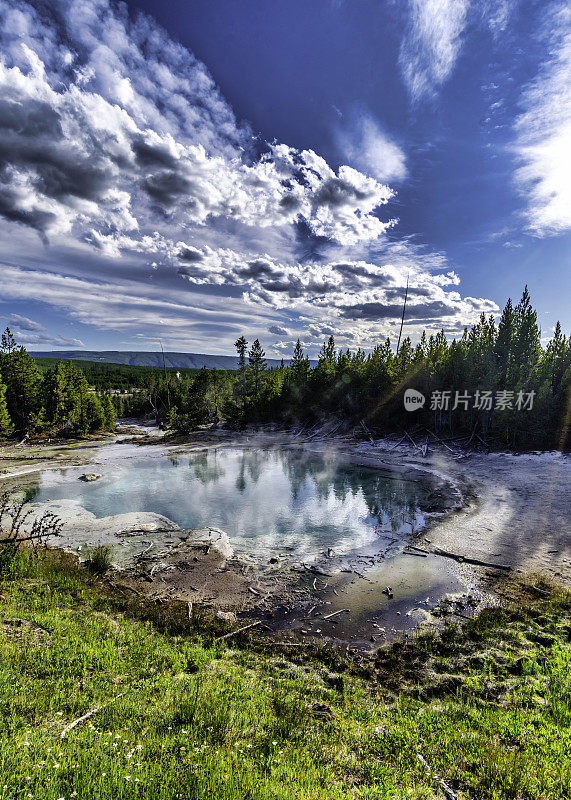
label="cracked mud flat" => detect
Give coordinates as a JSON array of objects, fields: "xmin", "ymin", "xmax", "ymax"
[{"xmin": 1, "ymin": 425, "xmax": 569, "ymax": 650}]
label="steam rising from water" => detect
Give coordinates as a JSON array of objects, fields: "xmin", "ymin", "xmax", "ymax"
[{"xmin": 31, "ymin": 446, "xmax": 429, "ymax": 561}]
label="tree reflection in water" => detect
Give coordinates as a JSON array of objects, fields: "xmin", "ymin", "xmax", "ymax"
[{"xmin": 31, "ymin": 447, "xmax": 431, "ymax": 560}]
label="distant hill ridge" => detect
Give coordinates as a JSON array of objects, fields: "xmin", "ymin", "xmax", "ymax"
[{"xmin": 30, "ymin": 350, "xmax": 286, "ymax": 370}]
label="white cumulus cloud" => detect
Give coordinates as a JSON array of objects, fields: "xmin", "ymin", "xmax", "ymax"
[
  {"xmin": 0, "ymin": 0, "xmax": 396, "ymax": 249},
  {"xmin": 0, "ymin": 0, "xmax": 501, "ymax": 353}
]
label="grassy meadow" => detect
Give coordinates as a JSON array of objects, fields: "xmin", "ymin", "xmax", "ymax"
[{"xmin": 1, "ymin": 549, "xmax": 570, "ymax": 800}]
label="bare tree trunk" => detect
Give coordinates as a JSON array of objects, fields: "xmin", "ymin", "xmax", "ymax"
[{"xmin": 396, "ymin": 274, "xmax": 409, "ymax": 355}]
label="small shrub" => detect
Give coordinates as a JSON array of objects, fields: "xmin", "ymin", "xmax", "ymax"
[{"xmin": 84, "ymin": 544, "xmax": 113, "ymax": 574}]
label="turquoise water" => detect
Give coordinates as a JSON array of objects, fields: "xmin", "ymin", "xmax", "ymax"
[{"xmin": 30, "ymin": 447, "xmax": 430, "ymax": 560}]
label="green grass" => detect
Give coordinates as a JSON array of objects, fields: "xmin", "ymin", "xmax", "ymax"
[
  {"xmin": 1, "ymin": 550, "xmax": 570, "ymax": 799},
  {"xmin": 83, "ymin": 546, "xmax": 113, "ymax": 575}
]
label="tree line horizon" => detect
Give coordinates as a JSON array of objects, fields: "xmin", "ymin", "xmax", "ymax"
[
  {"xmin": 0, "ymin": 328, "xmax": 116, "ymax": 439},
  {"xmin": 1, "ymin": 286, "xmax": 569, "ymax": 449}
]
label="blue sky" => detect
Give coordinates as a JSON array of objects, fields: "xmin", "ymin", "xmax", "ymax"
[{"xmin": 0, "ymin": 0, "xmax": 569, "ymax": 355}]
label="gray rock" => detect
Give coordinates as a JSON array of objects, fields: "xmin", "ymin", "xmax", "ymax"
[{"xmin": 215, "ymin": 610, "xmax": 237, "ymax": 623}]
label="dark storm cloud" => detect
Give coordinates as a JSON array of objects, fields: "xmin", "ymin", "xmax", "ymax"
[
  {"xmin": 0, "ymin": 186, "xmax": 55, "ymax": 237},
  {"xmin": 131, "ymin": 139, "xmax": 179, "ymax": 170},
  {"xmin": 268, "ymin": 324, "xmax": 290, "ymax": 336},
  {"xmin": 0, "ymin": 98, "xmax": 63, "ymax": 139},
  {"xmin": 313, "ymin": 175, "xmax": 374, "ymax": 208},
  {"xmin": 234, "ymin": 260, "xmax": 280, "ymax": 280},
  {"xmin": 177, "ymin": 246, "xmax": 204, "ymax": 263},
  {"xmin": 142, "ymin": 170, "xmax": 193, "ymax": 207},
  {"xmin": 339, "ymin": 299, "xmax": 458, "ymax": 321}
]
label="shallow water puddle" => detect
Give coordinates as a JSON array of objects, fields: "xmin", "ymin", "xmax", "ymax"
[{"xmin": 279, "ymin": 553, "xmax": 464, "ymax": 646}]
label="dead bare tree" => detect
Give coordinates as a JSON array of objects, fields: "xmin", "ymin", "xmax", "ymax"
[
  {"xmin": 396, "ymin": 273, "xmax": 409, "ymax": 355},
  {"xmin": 0, "ymin": 493, "xmax": 63, "ymax": 555}
]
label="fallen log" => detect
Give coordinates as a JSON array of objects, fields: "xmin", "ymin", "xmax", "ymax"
[
  {"xmin": 61, "ymin": 693, "xmax": 125, "ymax": 739},
  {"xmin": 474, "ymin": 433, "xmax": 490, "ymax": 450},
  {"xmin": 322, "ymin": 608, "xmax": 350, "ymax": 620},
  {"xmin": 416, "ymin": 752, "xmax": 459, "ymax": 800},
  {"xmin": 302, "ymin": 564, "xmax": 334, "ymax": 577},
  {"xmin": 426, "ymin": 430, "xmax": 457, "ymax": 453},
  {"xmin": 433, "ymin": 547, "xmax": 511, "ymax": 571},
  {"xmin": 399, "ymin": 427, "xmax": 423, "ymax": 453},
  {"xmin": 308, "ymin": 422, "xmax": 341, "ymax": 441},
  {"xmin": 137, "ymin": 541, "xmax": 155, "ymax": 558},
  {"xmin": 388, "ymin": 434, "xmax": 407, "ymax": 450},
  {"xmin": 215, "ymin": 620, "xmax": 262, "ymax": 641},
  {"xmin": 421, "ymin": 430, "xmax": 472, "ymax": 444},
  {"xmin": 360, "ymin": 420, "xmax": 375, "ymax": 444},
  {"xmin": 406, "ymin": 544, "xmax": 431, "ymax": 554}
]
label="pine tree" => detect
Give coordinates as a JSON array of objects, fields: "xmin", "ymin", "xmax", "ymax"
[
  {"xmin": 248, "ymin": 339, "xmax": 266, "ymax": 396},
  {"xmin": 394, "ymin": 336, "xmax": 413, "ymax": 378},
  {"xmin": 44, "ymin": 361, "xmax": 75, "ymax": 433},
  {"xmin": 495, "ymin": 297, "xmax": 516, "ymax": 386},
  {"xmin": 68, "ymin": 365, "xmax": 92, "ymax": 435},
  {"xmin": 290, "ymin": 339, "xmax": 310, "ymax": 379},
  {"xmin": 542, "ymin": 321, "xmax": 567, "ymax": 394},
  {"xmin": 234, "ymin": 336, "xmax": 248, "ymax": 397},
  {"xmin": 319, "ymin": 336, "xmax": 336, "ymax": 363},
  {"xmin": 312, "ymin": 337, "xmax": 336, "ymax": 391},
  {"xmin": 1, "ymin": 328, "xmax": 17, "ymax": 354},
  {"xmin": 101, "ymin": 394, "xmax": 117, "ymax": 430},
  {"xmin": 86, "ymin": 393, "xmax": 105, "ymax": 432},
  {"xmin": 513, "ymin": 285, "xmax": 540, "ymax": 385},
  {"xmin": 0, "ymin": 331, "xmax": 44, "ymax": 433},
  {"xmin": 0, "ymin": 382, "xmax": 14, "ymax": 439}
]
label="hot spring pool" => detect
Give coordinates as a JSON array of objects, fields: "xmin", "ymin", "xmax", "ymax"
[{"xmin": 28, "ymin": 446, "xmax": 432, "ymax": 561}]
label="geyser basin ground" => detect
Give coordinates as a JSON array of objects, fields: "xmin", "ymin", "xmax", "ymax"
[
  {"xmin": 10, "ymin": 439, "xmax": 468, "ymax": 644},
  {"xmin": 5, "ymin": 430, "xmax": 567, "ymax": 646}
]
